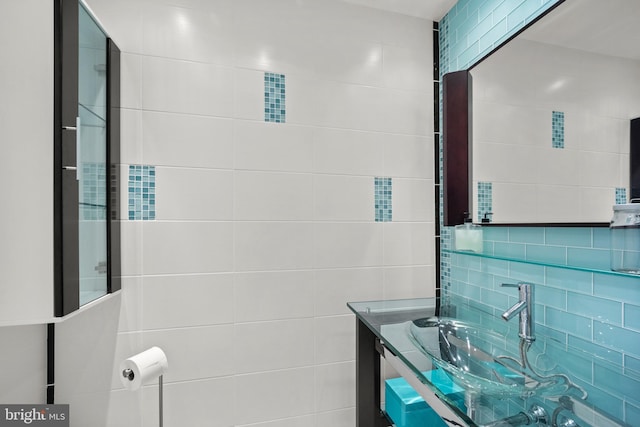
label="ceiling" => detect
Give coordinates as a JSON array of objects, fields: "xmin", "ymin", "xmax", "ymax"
[{"xmin": 339, "ymin": 0, "xmax": 457, "ymax": 21}]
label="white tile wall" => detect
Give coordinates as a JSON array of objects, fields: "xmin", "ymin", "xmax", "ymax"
[{"xmin": 63, "ymin": 0, "xmax": 436, "ymax": 425}]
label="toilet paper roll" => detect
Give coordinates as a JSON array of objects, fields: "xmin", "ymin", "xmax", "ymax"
[{"xmin": 120, "ymin": 347, "xmax": 168, "ymax": 391}]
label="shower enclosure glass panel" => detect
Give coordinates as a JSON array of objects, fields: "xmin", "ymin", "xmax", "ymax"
[{"xmin": 78, "ymin": 4, "xmax": 107, "ymax": 305}]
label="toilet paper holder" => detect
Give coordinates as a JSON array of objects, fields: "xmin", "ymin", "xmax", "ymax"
[{"xmin": 121, "ymin": 347, "xmax": 168, "ymax": 427}]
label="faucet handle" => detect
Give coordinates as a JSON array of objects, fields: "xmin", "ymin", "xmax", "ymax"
[{"xmin": 501, "ymin": 282, "xmax": 532, "ymax": 289}]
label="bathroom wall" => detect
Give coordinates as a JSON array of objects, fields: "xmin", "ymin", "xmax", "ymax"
[
  {"xmin": 73, "ymin": 0, "xmax": 436, "ymax": 426},
  {"xmin": 440, "ymin": 0, "xmax": 640, "ymax": 423}
]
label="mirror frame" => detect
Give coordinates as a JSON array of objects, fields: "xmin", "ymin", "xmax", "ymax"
[{"xmin": 442, "ymin": 0, "xmax": 638, "ymax": 227}]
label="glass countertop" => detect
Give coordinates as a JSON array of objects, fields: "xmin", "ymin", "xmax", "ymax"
[{"xmin": 348, "ymin": 298, "xmax": 638, "ymax": 427}]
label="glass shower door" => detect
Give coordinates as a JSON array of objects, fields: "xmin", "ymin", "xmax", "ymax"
[{"xmin": 77, "ymin": 4, "xmax": 107, "ymax": 306}]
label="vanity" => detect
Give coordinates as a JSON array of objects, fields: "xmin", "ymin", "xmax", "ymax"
[{"xmin": 349, "ymin": 297, "xmax": 638, "ymax": 427}]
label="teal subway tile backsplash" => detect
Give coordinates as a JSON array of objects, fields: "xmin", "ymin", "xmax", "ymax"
[
  {"xmin": 545, "ymin": 308, "xmax": 592, "ymax": 340},
  {"xmin": 593, "ymin": 321, "xmax": 640, "ymax": 357},
  {"xmin": 264, "ymin": 72, "xmax": 286, "ymax": 123},
  {"xmin": 595, "ymin": 364, "xmax": 640, "ymax": 406},
  {"xmin": 568, "ymin": 293, "xmax": 622, "ymax": 326},
  {"xmin": 440, "ymin": 0, "xmax": 639, "ymax": 422},
  {"xmin": 624, "ymin": 303, "xmax": 640, "ymax": 331}
]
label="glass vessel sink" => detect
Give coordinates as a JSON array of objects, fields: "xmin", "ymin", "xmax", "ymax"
[{"xmin": 407, "ymin": 316, "xmax": 573, "ymax": 398}]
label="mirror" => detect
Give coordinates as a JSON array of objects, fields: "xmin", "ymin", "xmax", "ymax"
[{"xmin": 468, "ymin": 0, "xmax": 640, "ymax": 224}]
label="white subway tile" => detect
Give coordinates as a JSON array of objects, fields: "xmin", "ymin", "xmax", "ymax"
[
  {"xmin": 141, "ymin": 111, "xmax": 233, "ymax": 169},
  {"xmin": 383, "ymin": 44, "xmax": 432, "ymax": 91},
  {"xmin": 0, "ymin": 325, "xmax": 47, "ymax": 403},
  {"xmin": 313, "ymin": 175, "xmax": 373, "ymax": 221},
  {"xmin": 234, "ymin": 318, "xmax": 315, "ymax": 374},
  {"xmin": 141, "ymin": 274, "xmax": 234, "ymax": 330},
  {"xmin": 120, "ymin": 109, "xmax": 143, "ymax": 165},
  {"xmin": 315, "ymin": 315, "xmax": 355, "ymax": 364},
  {"xmin": 234, "ymin": 368, "xmax": 315, "ymax": 425},
  {"xmin": 234, "ymin": 121, "xmax": 314, "ymax": 173},
  {"xmin": 142, "ymin": 377, "xmax": 235, "ymax": 427},
  {"xmin": 234, "ymin": 68, "xmax": 266, "ymax": 121},
  {"xmin": 120, "ymin": 220, "xmax": 143, "ymax": 276},
  {"xmin": 141, "ymin": 56, "xmax": 234, "ymax": 117},
  {"xmin": 84, "ymin": 0, "xmax": 144, "ymax": 54},
  {"xmin": 106, "ymin": 389, "xmax": 142, "ymax": 427},
  {"xmin": 383, "ymin": 222, "xmax": 434, "ymax": 266},
  {"xmin": 142, "ymin": 325, "xmax": 235, "ymax": 382},
  {"xmin": 314, "ymin": 268, "xmax": 384, "ymax": 316},
  {"xmin": 392, "ymin": 178, "xmax": 433, "ymax": 222},
  {"xmin": 118, "ymin": 277, "xmax": 143, "ymax": 333},
  {"xmin": 315, "ymin": 362, "xmax": 355, "ymax": 412},
  {"xmin": 141, "ymin": 2, "xmax": 234, "ymax": 65},
  {"xmin": 383, "ymin": 134, "xmax": 433, "ymax": 179},
  {"xmin": 141, "ymin": 222, "xmax": 233, "ymax": 275},
  {"xmin": 235, "ymin": 271, "xmax": 315, "ymax": 322},
  {"xmin": 312, "ymin": 128, "xmax": 385, "ymax": 176},
  {"xmin": 121, "ymin": 53, "xmax": 142, "ymax": 110},
  {"xmin": 314, "ymin": 223, "xmax": 383, "ymax": 268},
  {"xmin": 155, "ymin": 167, "xmax": 233, "ymax": 221},
  {"xmin": 234, "ymin": 171, "xmax": 313, "ymax": 221},
  {"xmin": 383, "ymin": 266, "xmax": 435, "ymax": 300},
  {"xmin": 236, "ymin": 415, "xmax": 315, "ymax": 427},
  {"xmin": 315, "ymin": 408, "xmax": 355, "ymax": 427}
]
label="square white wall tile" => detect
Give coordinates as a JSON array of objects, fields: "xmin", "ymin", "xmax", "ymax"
[
  {"xmin": 383, "ymin": 222, "xmax": 434, "ymax": 266},
  {"xmin": 234, "ymin": 120, "xmax": 314, "ymax": 173},
  {"xmin": 141, "ymin": 221, "xmax": 233, "ymax": 275},
  {"xmin": 141, "ymin": 111, "xmax": 233, "ymax": 169},
  {"xmin": 155, "ymin": 167, "xmax": 233, "ymax": 221},
  {"xmin": 142, "ymin": 325, "xmax": 235, "ymax": 383},
  {"xmin": 142, "ymin": 377, "xmax": 235, "ymax": 427},
  {"xmin": 141, "ymin": 274, "xmax": 234, "ymax": 330},
  {"xmin": 315, "ymin": 315, "xmax": 355, "ymax": 364},
  {"xmin": 235, "ymin": 271, "xmax": 315, "ymax": 322},
  {"xmin": 314, "ymin": 267, "xmax": 384, "ymax": 316},
  {"xmin": 234, "ymin": 318, "xmax": 315, "ymax": 374},
  {"xmin": 313, "ymin": 175, "xmax": 374, "ymax": 221},
  {"xmin": 315, "ymin": 361, "xmax": 355, "ymax": 412},
  {"xmin": 234, "ymin": 222, "xmax": 314, "ymax": 271},
  {"xmin": 392, "ymin": 178, "xmax": 433, "ymax": 222},
  {"xmin": 234, "ymin": 367, "xmax": 315, "ymax": 425},
  {"xmin": 141, "ymin": 56, "xmax": 234, "ymax": 117},
  {"xmin": 234, "ymin": 171, "xmax": 313, "ymax": 221},
  {"xmin": 312, "ymin": 128, "xmax": 385, "ymax": 176},
  {"xmin": 383, "ymin": 266, "xmax": 435, "ymax": 300},
  {"xmin": 314, "ymin": 223, "xmax": 383, "ymax": 268}
]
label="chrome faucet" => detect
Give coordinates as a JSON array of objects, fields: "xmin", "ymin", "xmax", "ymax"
[{"xmin": 501, "ymin": 282, "xmax": 535, "ymax": 343}]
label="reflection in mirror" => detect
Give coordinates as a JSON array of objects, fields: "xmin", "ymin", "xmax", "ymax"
[{"xmin": 470, "ymin": 0, "xmax": 640, "ymax": 224}]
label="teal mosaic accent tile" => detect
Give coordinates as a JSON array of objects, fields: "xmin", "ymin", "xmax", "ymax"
[
  {"xmin": 128, "ymin": 165, "xmax": 156, "ymax": 221},
  {"xmin": 616, "ymin": 187, "xmax": 627, "ymax": 204},
  {"xmin": 374, "ymin": 177, "xmax": 392, "ymax": 222},
  {"xmin": 81, "ymin": 162, "xmax": 107, "ymax": 221},
  {"xmin": 568, "ymin": 292, "xmax": 622, "ymax": 326},
  {"xmin": 552, "ymin": 111, "xmax": 565, "ymax": 148},
  {"xmin": 477, "ymin": 181, "xmax": 492, "ymax": 222},
  {"xmin": 264, "ymin": 72, "xmax": 286, "ymax": 123}
]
